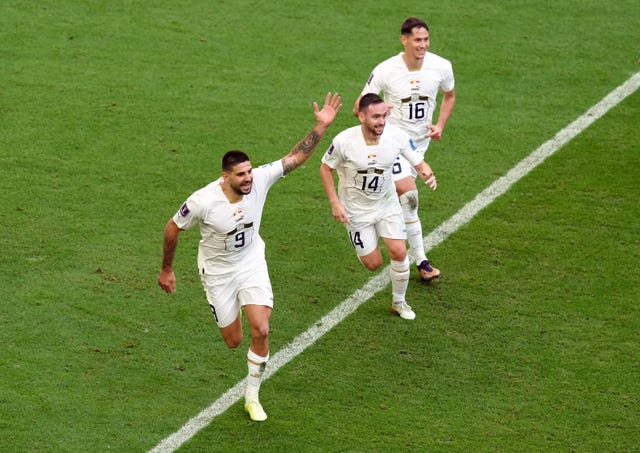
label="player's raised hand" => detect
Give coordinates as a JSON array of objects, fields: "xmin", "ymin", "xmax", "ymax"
[{"xmin": 314, "ymin": 92, "xmax": 342, "ymax": 127}]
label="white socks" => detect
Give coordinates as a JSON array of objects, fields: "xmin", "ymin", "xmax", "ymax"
[
  {"xmin": 389, "ymin": 256, "xmax": 410, "ymax": 304},
  {"xmin": 246, "ymin": 348, "xmax": 269, "ymax": 403},
  {"xmin": 399, "ymin": 190, "xmax": 427, "ymax": 265}
]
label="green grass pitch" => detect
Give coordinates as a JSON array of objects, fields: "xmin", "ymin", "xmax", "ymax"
[{"xmin": 1, "ymin": 1, "xmax": 639, "ymax": 451}]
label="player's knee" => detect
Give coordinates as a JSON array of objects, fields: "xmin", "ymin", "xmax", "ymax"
[
  {"xmin": 251, "ymin": 324, "xmax": 269, "ymax": 342},
  {"xmin": 390, "ymin": 256, "xmax": 410, "ymax": 273},
  {"xmin": 220, "ymin": 326, "xmax": 244, "ymax": 349},
  {"xmin": 364, "ymin": 261, "xmax": 381, "ymax": 271},
  {"xmin": 360, "ymin": 254, "xmax": 382, "ymax": 271},
  {"xmin": 399, "ymin": 190, "xmax": 420, "ymax": 221},
  {"xmin": 223, "ymin": 335, "xmax": 243, "ymax": 349}
]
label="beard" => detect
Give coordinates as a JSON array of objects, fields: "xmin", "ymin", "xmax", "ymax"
[
  {"xmin": 231, "ymin": 180, "xmax": 253, "ymax": 196},
  {"xmin": 364, "ymin": 123, "xmax": 384, "ymax": 137}
]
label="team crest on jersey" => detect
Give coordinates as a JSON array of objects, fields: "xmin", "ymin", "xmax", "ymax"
[
  {"xmin": 233, "ymin": 208, "xmax": 244, "ymax": 220},
  {"xmin": 367, "ymin": 153, "xmax": 377, "ymax": 166},
  {"xmin": 179, "ymin": 203, "xmax": 190, "ymax": 217}
]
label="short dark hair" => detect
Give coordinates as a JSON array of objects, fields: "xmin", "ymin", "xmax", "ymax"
[
  {"xmin": 222, "ymin": 150, "xmax": 250, "ymax": 172},
  {"xmin": 401, "ymin": 17, "xmax": 429, "ymax": 35},
  {"xmin": 359, "ymin": 93, "xmax": 384, "ymax": 112}
]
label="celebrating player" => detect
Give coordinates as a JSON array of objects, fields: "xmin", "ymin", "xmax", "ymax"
[
  {"xmin": 158, "ymin": 92, "xmax": 342, "ymax": 421},
  {"xmin": 354, "ymin": 17, "xmax": 456, "ymax": 282},
  {"xmin": 321, "ymin": 93, "xmax": 437, "ymax": 320}
]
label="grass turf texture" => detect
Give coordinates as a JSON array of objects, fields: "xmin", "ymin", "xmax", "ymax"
[{"xmin": 1, "ymin": 0, "xmax": 638, "ymax": 451}]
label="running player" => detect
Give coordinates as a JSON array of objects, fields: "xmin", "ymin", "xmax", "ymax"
[
  {"xmin": 354, "ymin": 17, "xmax": 455, "ymax": 282},
  {"xmin": 321, "ymin": 93, "xmax": 437, "ymax": 320},
  {"xmin": 158, "ymin": 92, "xmax": 342, "ymax": 421}
]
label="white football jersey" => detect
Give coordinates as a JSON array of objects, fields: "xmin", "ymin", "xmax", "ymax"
[
  {"xmin": 322, "ymin": 124, "xmax": 422, "ymax": 219},
  {"xmin": 173, "ymin": 161, "xmax": 283, "ymax": 276},
  {"xmin": 362, "ymin": 52, "xmax": 454, "ymax": 151}
]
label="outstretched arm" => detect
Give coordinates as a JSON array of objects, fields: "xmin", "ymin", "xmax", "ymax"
[
  {"xmin": 158, "ymin": 218, "xmax": 181, "ymax": 294},
  {"xmin": 281, "ymin": 92, "xmax": 342, "ymax": 175}
]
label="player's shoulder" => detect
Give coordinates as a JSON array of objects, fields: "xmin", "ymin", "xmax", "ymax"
[
  {"xmin": 325, "ymin": 126, "xmax": 361, "ymax": 160},
  {"xmin": 382, "ymin": 124, "xmax": 412, "ymax": 145},
  {"xmin": 424, "ymin": 51, "xmax": 453, "ymax": 69},
  {"xmin": 373, "ymin": 53, "xmax": 405, "ymax": 72},
  {"xmin": 191, "ymin": 178, "xmax": 223, "ymax": 202},
  {"xmin": 253, "ymin": 159, "xmax": 284, "ymax": 185},
  {"xmin": 334, "ymin": 125, "xmax": 361, "ymax": 144},
  {"xmin": 383, "ymin": 123, "xmax": 410, "ymax": 138}
]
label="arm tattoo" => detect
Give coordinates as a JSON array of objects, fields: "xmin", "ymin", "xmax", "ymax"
[
  {"xmin": 282, "ymin": 129, "xmax": 322, "ymax": 175},
  {"xmin": 297, "ymin": 129, "xmax": 321, "ymax": 155}
]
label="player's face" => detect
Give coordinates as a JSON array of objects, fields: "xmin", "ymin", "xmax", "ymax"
[
  {"xmin": 360, "ymin": 102, "xmax": 389, "ymax": 137},
  {"xmin": 225, "ymin": 161, "xmax": 253, "ymax": 195},
  {"xmin": 401, "ymin": 27, "xmax": 430, "ymax": 60}
]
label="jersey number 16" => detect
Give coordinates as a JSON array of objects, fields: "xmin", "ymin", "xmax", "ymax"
[{"xmin": 408, "ymin": 102, "xmax": 426, "ymax": 120}]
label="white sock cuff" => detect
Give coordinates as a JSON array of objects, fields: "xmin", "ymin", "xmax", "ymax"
[
  {"xmin": 247, "ymin": 348, "xmax": 269, "ymax": 365},
  {"xmin": 390, "ymin": 256, "xmax": 410, "ymax": 273}
]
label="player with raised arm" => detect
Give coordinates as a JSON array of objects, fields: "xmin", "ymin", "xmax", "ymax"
[
  {"xmin": 158, "ymin": 92, "xmax": 342, "ymax": 421},
  {"xmin": 321, "ymin": 93, "xmax": 437, "ymax": 320}
]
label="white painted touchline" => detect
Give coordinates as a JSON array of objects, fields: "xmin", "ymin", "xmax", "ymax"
[{"xmin": 149, "ymin": 71, "xmax": 640, "ymax": 453}]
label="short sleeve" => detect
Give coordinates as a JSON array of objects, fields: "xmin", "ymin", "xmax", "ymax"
[
  {"xmin": 173, "ymin": 198, "xmax": 201, "ymax": 230},
  {"xmin": 321, "ymin": 142, "xmax": 341, "ymax": 169},
  {"xmin": 441, "ymin": 61, "xmax": 455, "ymax": 93}
]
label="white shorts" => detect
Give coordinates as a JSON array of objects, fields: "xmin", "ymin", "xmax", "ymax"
[
  {"xmin": 199, "ymin": 262, "xmax": 273, "ymax": 328},
  {"xmin": 346, "ymin": 205, "xmax": 406, "ymax": 257},
  {"xmin": 391, "ymin": 149, "xmax": 427, "ymax": 182}
]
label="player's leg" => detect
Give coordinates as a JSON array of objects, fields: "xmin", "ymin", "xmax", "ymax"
[
  {"xmin": 382, "ymin": 236, "xmax": 415, "ymax": 320},
  {"xmin": 244, "ymin": 304, "xmax": 271, "ymax": 357},
  {"xmin": 348, "ymin": 223, "xmax": 383, "ymax": 271},
  {"xmin": 243, "ymin": 304, "xmax": 271, "ymax": 421},
  {"xmin": 395, "ymin": 176, "xmax": 424, "ymax": 262},
  {"xmin": 217, "ymin": 314, "xmax": 244, "ymax": 348},
  {"xmin": 378, "ymin": 210, "xmax": 415, "ymax": 321},
  {"xmin": 395, "ymin": 175, "xmax": 440, "ymax": 282},
  {"xmin": 238, "ymin": 281, "xmax": 273, "ymax": 421},
  {"xmin": 201, "ymin": 271, "xmax": 244, "ymax": 348},
  {"xmin": 358, "ymin": 247, "xmax": 383, "ymax": 270}
]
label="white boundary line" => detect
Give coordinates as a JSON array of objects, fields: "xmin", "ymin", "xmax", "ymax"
[{"xmin": 150, "ymin": 72, "xmax": 640, "ymax": 453}]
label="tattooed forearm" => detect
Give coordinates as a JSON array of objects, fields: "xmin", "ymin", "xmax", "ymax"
[
  {"xmin": 282, "ymin": 129, "xmax": 322, "ymax": 175},
  {"xmin": 297, "ymin": 130, "xmax": 321, "ymax": 155},
  {"xmin": 282, "ymin": 157, "xmax": 296, "ymax": 174}
]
